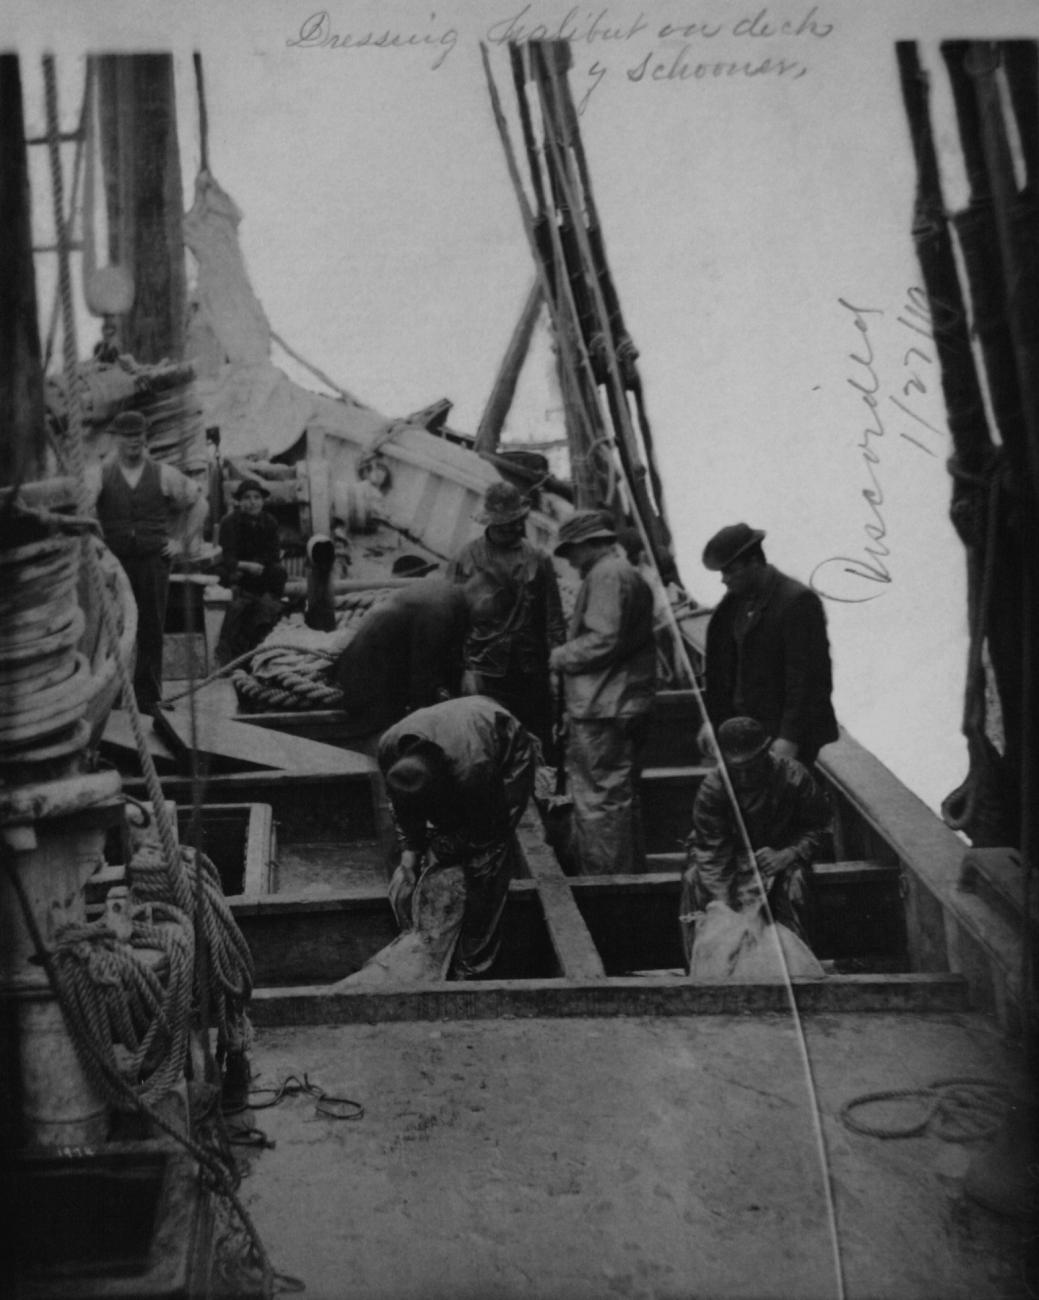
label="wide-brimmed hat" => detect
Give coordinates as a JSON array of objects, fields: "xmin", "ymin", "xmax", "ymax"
[
  {"xmin": 717, "ymin": 717, "xmax": 772, "ymax": 764},
  {"xmin": 553, "ymin": 509, "xmax": 618, "ymax": 556},
  {"xmin": 477, "ymin": 481, "xmax": 531, "ymax": 526},
  {"xmin": 112, "ymin": 410, "xmax": 148, "ymax": 436},
  {"xmin": 702, "ymin": 523, "xmax": 766, "ymax": 572},
  {"xmin": 233, "ymin": 478, "xmax": 271, "ymax": 501},
  {"xmin": 392, "ymin": 554, "xmax": 439, "ymax": 578}
]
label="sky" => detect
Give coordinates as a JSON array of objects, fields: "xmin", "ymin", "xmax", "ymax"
[{"xmin": 6, "ymin": 0, "xmax": 1038, "ymax": 814}]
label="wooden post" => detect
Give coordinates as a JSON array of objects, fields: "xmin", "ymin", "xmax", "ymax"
[
  {"xmin": 96, "ymin": 53, "xmax": 186, "ymax": 363},
  {"xmin": 475, "ymin": 280, "xmax": 542, "ymax": 454},
  {"xmin": 0, "ymin": 55, "xmax": 47, "ymax": 488}
]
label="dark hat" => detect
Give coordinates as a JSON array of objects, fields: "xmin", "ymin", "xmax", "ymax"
[
  {"xmin": 112, "ymin": 410, "xmax": 147, "ymax": 436},
  {"xmin": 717, "ymin": 717, "xmax": 772, "ymax": 764},
  {"xmin": 702, "ymin": 523, "xmax": 766, "ymax": 571},
  {"xmin": 392, "ymin": 554, "xmax": 439, "ymax": 578},
  {"xmin": 385, "ymin": 753, "xmax": 435, "ymax": 798},
  {"xmin": 233, "ymin": 478, "xmax": 270, "ymax": 501},
  {"xmin": 554, "ymin": 509, "xmax": 618, "ymax": 556},
  {"xmin": 478, "ymin": 481, "xmax": 531, "ymax": 526}
]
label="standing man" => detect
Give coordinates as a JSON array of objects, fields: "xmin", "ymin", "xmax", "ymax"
[
  {"xmin": 550, "ymin": 510, "xmax": 656, "ymax": 874},
  {"xmin": 89, "ymin": 410, "xmax": 206, "ymax": 713},
  {"xmin": 215, "ymin": 479, "xmax": 288, "ymax": 665},
  {"xmin": 448, "ymin": 482, "xmax": 566, "ymax": 750},
  {"xmin": 680, "ymin": 716, "xmax": 832, "ymax": 958},
  {"xmin": 702, "ymin": 523, "xmax": 839, "ymax": 768},
  {"xmin": 365, "ymin": 695, "xmax": 536, "ymax": 982}
]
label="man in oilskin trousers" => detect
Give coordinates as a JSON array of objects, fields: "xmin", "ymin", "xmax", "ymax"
[
  {"xmin": 680, "ymin": 716, "xmax": 832, "ymax": 964},
  {"xmin": 550, "ymin": 510, "xmax": 656, "ymax": 875},
  {"xmin": 378, "ymin": 695, "xmax": 536, "ymax": 979}
]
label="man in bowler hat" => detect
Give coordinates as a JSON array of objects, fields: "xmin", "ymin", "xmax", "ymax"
[{"xmin": 701, "ymin": 523, "xmax": 838, "ymax": 768}]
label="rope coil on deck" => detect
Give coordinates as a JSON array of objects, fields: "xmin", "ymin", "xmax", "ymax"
[{"xmin": 840, "ymin": 1078, "xmax": 1011, "ymax": 1142}]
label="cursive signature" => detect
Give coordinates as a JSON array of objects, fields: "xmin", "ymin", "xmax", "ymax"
[{"xmin": 811, "ymin": 298, "xmax": 893, "ymax": 603}]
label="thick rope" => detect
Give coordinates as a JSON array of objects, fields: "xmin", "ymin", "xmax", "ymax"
[{"xmin": 840, "ymin": 1078, "xmax": 1009, "ymax": 1141}]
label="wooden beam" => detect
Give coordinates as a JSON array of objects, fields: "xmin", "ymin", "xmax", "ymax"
[
  {"xmin": 475, "ymin": 279, "xmax": 542, "ymax": 454},
  {"xmin": 248, "ymin": 972, "xmax": 971, "ymax": 1027},
  {"xmin": 517, "ymin": 808, "xmax": 606, "ymax": 981},
  {"xmin": 0, "ymin": 55, "xmax": 47, "ymax": 488}
]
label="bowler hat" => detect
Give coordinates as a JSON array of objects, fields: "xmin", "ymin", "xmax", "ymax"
[
  {"xmin": 477, "ymin": 481, "xmax": 531, "ymax": 526},
  {"xmin": 702, "ymin": 523, "xmax": 766, "ymax": 572},
  {"xmin": 553, "ymin": 509, "xmax": 618, "ymax": 556},
  {"xmin": 233, "ymin": 478, "xmax": 270, "ymax": 501},
  {"xmin": 112, "ymin": 410, "xmax": 147, "ymax": 436},
  {"xmin": 717, "ymin": 717, "xmax": 772, "ymax": 764}
]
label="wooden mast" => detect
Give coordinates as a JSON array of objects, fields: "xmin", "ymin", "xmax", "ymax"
[
  {"xmin": 0, "ymin": 54, "xmax": 48, "ymax": 489},
  {"xmin": 475, "ymin": 280, "xmax": 542, "ymax": 454},
  {"xmin": 95, "ymin": 54, "xmax": 186, "ymax": 362}
]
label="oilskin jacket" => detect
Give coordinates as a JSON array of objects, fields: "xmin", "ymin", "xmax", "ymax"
[
  {"xmin": 704, "ymin": 565, "xmax": 839, "ymax": 759},
  {"xmin": 554, "ymin": 552, "xmax": 656, "ymax": 719},
  {"xmin": 688, "ymin": 755, "xmax": 831, "ymax": 904},
  {"xmin": 378, "ymin": 696, "xmax": 535, "ymax": 854},
  {"xmin": 447, "ymin": 536, "xmax": 566, "ymax": 678}
]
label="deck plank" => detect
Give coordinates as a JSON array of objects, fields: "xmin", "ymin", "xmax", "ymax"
[
  {"xmin": 517, "ymin": 809, "xmax": 606, "ymax": 982},
  {"xmin": 155, "ymin": 706, "xmax": 375, "ymax": 776}
]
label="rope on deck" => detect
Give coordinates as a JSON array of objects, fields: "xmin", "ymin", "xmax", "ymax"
[{"xmin": 840, "ymin": 1078, "xmax": 1010, "ymax": 1141}]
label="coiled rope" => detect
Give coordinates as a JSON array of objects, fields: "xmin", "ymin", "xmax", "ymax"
[
  {"xmin": 840, "ymin": 1078, "xmax": 1010, "ymax": 1142},
  {"xmin": 49, "ymin": 901, "xmax": 194, "ymax": 1106}
]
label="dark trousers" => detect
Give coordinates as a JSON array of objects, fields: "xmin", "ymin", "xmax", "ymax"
[
  {"xmin": 567, "ymin": 714, "xmax": 649, "ymax": 875},
  {"xmin": 118, "ymin": 551, "xmax": 170, "ymax": 712},
  {"xmin": 216, "ymin": 565, "xmax": 288, "ymax": 666}
]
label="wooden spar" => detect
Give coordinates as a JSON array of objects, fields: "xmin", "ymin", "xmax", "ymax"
[
  {"xmin": 0, "ymin": 55, "xmax": 48, "ymax": 489},
  {"xmin": 479, "ymin": 43, "xmax": 611, "ymax": 509},
  {"xmin": 95, "ymin": 54, "xmax": 187, "ymax": 363},
  {"xmin": 474, "ymin": 279, "xmax": 542, "ymax": 454},
  {"xmin": 507, "ymin": 43, "xmax": 612, "ymax": 508},
  {"xmin": 535, "ymin": 45, "xmax": 677, "ymax": 579}
]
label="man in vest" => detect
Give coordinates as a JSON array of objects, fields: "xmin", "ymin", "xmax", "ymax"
[
  {"xmin": 88, "ymin": 410, "xmax": 207, "ymax": 713},
  {"xmin": 550, "ymin": 510, "xmax": 657, "ymax": 874}
]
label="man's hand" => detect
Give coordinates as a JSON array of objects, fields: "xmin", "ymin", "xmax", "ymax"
[
  {"xmin": 549, "ymin": 646, "xmax": 566, "ymax": 673},
  {"xmin": 770, "ymin": 738, "xmax": 799, "ymax": 761},
  {"xmin": 162, "ymin": 538, "xmax": 183, "ymax": 560},
  {"xmin": 754, "ymin": 847, "xmax": 798, "ymax": 879},
  {"xmin": 697, "ymin": 721, "xmax": 718, "ymax": 766},
  {"xmin": 237, "ymin": 560, "xmax": 265, "ymax": 577},
  {"xmin": 388, "ymin": 850, "xmax": 419, "ymax": 928}
]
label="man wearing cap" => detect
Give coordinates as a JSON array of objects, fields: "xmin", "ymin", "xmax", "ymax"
[
  {"xmin": 448, "ymin": 482, "xmax": 566, "ymax": 750},
  {"xmin": 701, "ymin": 523, "xmax": 838, "ymax": 768},
  {"xmin": 87, "ymin": 410, "xmax": 207, "ymax": 712},
  {"xmin": 375, "ymin": 695, "xmax": 536, "ymax": 979},
  {"xmin": 680, "ymin": 716, "xmax": 832, "ymax": 959},
  {"xmin": 214, "ymin": 479, "xmax": 288, "ymax": 665},
  {"xmin": 550, "ymin": 510, "xmax": 656, "ymax": 874}
]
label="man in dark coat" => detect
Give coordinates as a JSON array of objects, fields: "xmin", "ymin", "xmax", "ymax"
[
  {"xmin": 448, "ymin": 482, "xmax": 566, "ymax": 750},
  {"xmin": 331, "ymin": 579, "xmax": 468, "ymax": 735},
  {"xmin": 334, "ymin": 696, "xmax": 535, "ymax": 984},
  {"xmin": 88, "ymin": 409, "xmax": 207, "ymax": 712},
  {"xmin": 680, "ymin": 716, "xmax": 832, "ymax": 959},
  {"xmin": 215, "ymin": 479, "xmax": 288, "ymax": 665},
  {"xmin": 702, "ymin": 523, "xmax": 839, "ymax": 768}
]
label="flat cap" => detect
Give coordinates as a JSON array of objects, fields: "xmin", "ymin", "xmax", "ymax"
[
  {"xmin": 716, "ymin": 717, "xmax": 772, "ymax": 764},
  {"xmin": 553, "ymin": 509, "xmax": 618, "ymax": 555},
  {"xmin": 112, "ymin": 410, "xmax": 147, "ymax": 435},
  {"xmin": 702, "ymin": 523, "xmax": 766, "ymax": 571}
]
